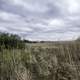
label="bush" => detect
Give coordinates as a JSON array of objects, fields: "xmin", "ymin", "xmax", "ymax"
[{"xmin": 0, "ymin": 32, "xmax": 25, "ymax": 49}]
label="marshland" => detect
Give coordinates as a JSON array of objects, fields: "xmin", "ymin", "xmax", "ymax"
[{"xmin": 0, "ymin": 32, "xmax": 80, "ymax": 80}]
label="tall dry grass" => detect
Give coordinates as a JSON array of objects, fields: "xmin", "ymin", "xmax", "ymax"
[{"xmin": 0, "ymin": 41, "xmax": 80, "ymax": 80}]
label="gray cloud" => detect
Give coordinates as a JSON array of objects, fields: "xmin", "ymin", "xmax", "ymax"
[{"xmin": 0, "ymin": 0, "xmax": 80, "ymax": 40}]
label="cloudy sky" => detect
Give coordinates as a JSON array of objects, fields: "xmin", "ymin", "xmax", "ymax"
[{"xmin": 0, "ymin": 0, "xmax": 80, "ymax": 41}]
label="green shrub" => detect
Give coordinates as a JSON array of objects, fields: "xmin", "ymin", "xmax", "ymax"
[{"xmin": 0, "ymin": 32, "xmax": 25, "ymax": 49}]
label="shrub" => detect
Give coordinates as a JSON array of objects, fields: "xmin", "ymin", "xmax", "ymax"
[{"xmin": 0, "ymin": 32, "xmax": 25, "ymax": 49}]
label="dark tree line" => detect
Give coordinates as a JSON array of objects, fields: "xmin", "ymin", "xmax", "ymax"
[
  {"xmin": 23, "ymin": 39, "xmax": 38, "ymax": 43},
  {"xmin": 0, "ymin": 32, "xmax": 25, "ymax": 49}
]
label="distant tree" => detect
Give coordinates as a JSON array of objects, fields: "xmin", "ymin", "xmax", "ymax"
[
  {"xmin": 23, "ymin": 39, "xmax": 31, "ymax": 43},
  {"xmin": 23, "ymin": 39, "xmax": 37, "ymax": 43}
]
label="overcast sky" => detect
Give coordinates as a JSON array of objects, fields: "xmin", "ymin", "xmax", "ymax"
[{"xmin": 0, "ymin": 0, "xmax": 80, "ymax": 41}]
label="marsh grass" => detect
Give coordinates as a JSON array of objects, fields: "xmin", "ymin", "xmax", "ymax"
[{"xmin": 0, "ymin": 41, "xmax": 80, "ymax": 80}]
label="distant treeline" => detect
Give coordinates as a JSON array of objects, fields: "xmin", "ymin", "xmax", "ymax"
[
  {"xmin": 0, "ymin": 32, "xmax": 80, "ymax": 49},
  {"xmin": 0, "ymin": 32, "xmax": 42, "ymax": 49},
  {"xmin": 23, "ymin": 39, "xmax": 38, "ymax": 43}
]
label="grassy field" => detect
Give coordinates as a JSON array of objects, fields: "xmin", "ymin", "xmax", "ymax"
[{"xmin": 0, "ymin": 41, "xmax": 80, "ymax": 80}]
